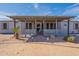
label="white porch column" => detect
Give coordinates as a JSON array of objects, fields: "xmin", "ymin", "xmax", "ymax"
[
  {"xmin": 18, "ymin": 21, "xmax": 22, "ymax": 38},
  {"xmin": 20, "ymin": 22, "xmax": 22, "ymax": 34},
  {"xmin": 25, "ymin": 18, "xmax": 27, "ymax": 37},
  {"xmin": 67, "ymin": 19, "xmax": 70, "ymax": 36},
  {"xmin": 43, "ymin": 19, "xmax": 44, "ymax": 35},
  {"xmin": 14, "ymin": 19, "xmax": 16, "ymax": 28},
  {"xmin": 35, "ymin": 18, "xmax": 36, "ymax": 34},
  {"xmin": 18, "ymin": 22, "xmax": 21, "ymax": 34},
  {"xmin": 55, "ymin": 19, "xmax": 57, "ymax": 36},
  {"xmin": 13, "ymin": 18, "xmax": 17, "ymax": 34}
]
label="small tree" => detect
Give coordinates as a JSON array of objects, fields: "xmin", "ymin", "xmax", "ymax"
[{"xmin": 12, "ymin": 26, "xmax": 19, "ymax": 39}]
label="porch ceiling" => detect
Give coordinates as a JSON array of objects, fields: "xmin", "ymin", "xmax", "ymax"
[{"xmin": 8, "ymin": 16, "xmax": 75, "ymax": 21}]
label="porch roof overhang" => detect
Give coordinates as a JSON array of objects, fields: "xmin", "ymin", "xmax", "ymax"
[{"xmin": 8, "ymin": 16, "xmax": 75, "ymax": 22}]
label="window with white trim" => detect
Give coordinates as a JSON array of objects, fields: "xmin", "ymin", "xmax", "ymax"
[
  {"xmin": 75, "ymin": 23, "xmax": 79, "ymax": 29},
  {"xmin": 3, "ymin": 23, "xmax": 8, "ymax": 29},
  {"xmin": 25, "ymin": 23, "xmax": 32, "ymax": 29},
  {"xmin": 25, "ymin": 23, "xmax": 28, "ymax": 29},
  {"xmin": 46, "ymin": 23, "xmax": 49, "ymax": 29},
  {"xmin": 29, "ymin": 23, "xmax": 32, "ymax": 29},
  {"xmin": 46, "ymin": 23, "xmax": 56, "ymax": 29}
]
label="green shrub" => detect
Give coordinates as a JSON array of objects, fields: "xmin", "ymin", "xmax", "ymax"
[
  {"xmin": 12, "ymin": 26, "xmax": 19, "ymax": 39},
  {"xmin": 12, "ymin": 27, "xmax": 19, "ymax": 33},
  {"xmin": 63, "ymin": 35, "xmax": 75, "ymax": 43}
]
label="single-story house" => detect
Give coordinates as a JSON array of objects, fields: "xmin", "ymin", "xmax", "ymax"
[{"xmin": 0, "ymin": 16, "xmax": 79, "ymax": 37}]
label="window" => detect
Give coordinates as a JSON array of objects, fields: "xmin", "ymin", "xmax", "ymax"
[
  {"xmin": 46, "ymin": 23, "xmax": 49, "ymax": 29},
  {"xmin": 46, "ymin": 23, "xmax": 56, "ymax": 29},
  {"xmin": 29, "ymin": 23, "xmax": 32, "ymax": 29},
  {"xmin": 26, "ymin": 23, "xmax": 28, "ymax": 29},
  {"xmin": 3, "ymin": 23, "xmax": 7, "ymax": 29},
  {"xmin": 50, "ymin": 23, "xmax": 56, "ymax": 29},
  {"xmin": 25, "ymin": 23, "xmax": 32, "ymax": 29},
  {"xmin": 53, "ymin": 23, "xmax": 56, "ymax": 29},
  {"xmin": 64, "ymin": 24, "xmax": 67, "ymax": 26},
  {"xmin": 75, "ymin": 23, "xmax": 78, "ymax": 29},
  {"xmin": 50, "ymin": 23, "xmax": 53, "ymax": 29}
]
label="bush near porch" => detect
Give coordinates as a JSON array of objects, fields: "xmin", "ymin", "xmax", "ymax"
[
  {"xmin": 63, "ymin": 35, "xmax": 75, "ymax": 43},
  {"xmin": 12, "ymin": 26, "xmax": 20, "ymax": 39}
]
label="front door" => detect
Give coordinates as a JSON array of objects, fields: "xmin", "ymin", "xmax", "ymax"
[{"xmin": 36, "ymin": 23, "xmax": 43, "ymax": 34}]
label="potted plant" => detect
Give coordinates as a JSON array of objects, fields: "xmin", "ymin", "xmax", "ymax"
[{"xmin": 12, "ymin": 26, "xmax": 19, "ymax": 39}]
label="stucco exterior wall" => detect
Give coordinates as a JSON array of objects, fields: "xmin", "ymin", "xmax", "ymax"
[
  {"xmin": 60, "ymin": 21, "xmax": 68, "ymax": 36},
  {"xmin": 0, "ymin": 20, "xmax": 78, "ymax": 36},
  {"xmin": 60, "ymin": 21, "xmax": 79, "ymax": 36},
  {"xmin": 0, "ymin": 21, "xmax": 14, "ymax": 34},
  {"xmin": 43, "ymin": 21, "xmax": 68, "ymax": 36},
  {"xmin": 69, "ymin": 21, "xmax": 79, "ymax": 34},
  {"xmin": 19, "ymin": 22, "xmax": 36, "ymax": 35}
]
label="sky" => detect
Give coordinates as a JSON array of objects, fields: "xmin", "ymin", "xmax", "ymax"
[{"xmin": 0, "ymin": 3, "xmax": 79, "ymax": 19}]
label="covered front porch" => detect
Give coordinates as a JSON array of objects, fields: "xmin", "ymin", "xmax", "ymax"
[
  {"xmin": 20, "ymin": 19, "xmax": 67, "ymax": 36},
  {"xmin": 9, "ymin": 16, "xmax": 75, "ymax": 38}
]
